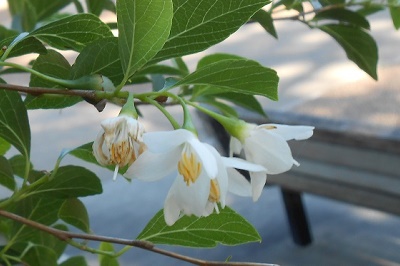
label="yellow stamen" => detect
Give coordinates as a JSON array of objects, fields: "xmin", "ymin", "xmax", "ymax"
[
  {"xmin": 208, "ymin": 180, "xmax": 220, "ymax": 203},
  {"xmin": 178, "ymin": 152, "xmax": 202, "ymax": 186},
  {"xmin": 262, "ymin": 125, "xmax": 277, "ymax": 130}
]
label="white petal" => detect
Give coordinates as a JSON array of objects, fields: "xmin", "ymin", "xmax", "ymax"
[
  {"xmin": 204, "ymin": 202, "xmax": 216, "ymax": 216},
  {"xmin": 249, "ymin": 171, "xmax": 267, "ymax": 202},
  {"xmin": 92, "ymin": 129, "xmax": 110, "ymax": 165},
  {"xmin": 189, "ymin": 138, "xmax": 218, "ymax": 178},
  {"xmin": 222, "ymin": 157, "xmax": 266, "ymax": 172},
  {"xmin": 227, "ymin": 168, "xmax": 252, "ymax": 197},
  {"xmin": 125, "ymin": 147, "xmax": 181, "ymax": 180},
  {"xmin": 229, "ymin": 137, "xmax": 242, "ymax": 156},
  {"xmin": 171, "ymin": 172, "xmax": 210, "ymax": 217},
  {"xmin": 259, "ymin": 124, "xmax": 314, "ymax": 141},
  {"xmin": 164, "ymin": 191, "xmax": 182, "ymax": 225},
  {"xmin": 203, "ymin": 144, "xmax": 229, "ymax": 208},
  {"xmin": 143, "ymin": 129, "xmax": 194, "ymax": 153},
  {"xmin": 245, "ymin": 129, "xmax": 294, "ymax": 174}
]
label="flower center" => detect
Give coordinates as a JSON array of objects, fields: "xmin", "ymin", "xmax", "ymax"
[
  {"xmin": 178, "ymin": 151, "xmax": 202, "ymax": 186},
  {"xmin": 208, "ymin": 179, "xmax": 220, "ymax": 203}
]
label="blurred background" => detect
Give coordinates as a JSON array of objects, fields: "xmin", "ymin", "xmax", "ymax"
[{"xmin": 1, "ymin": 0, "xmax": 400, "ymax": 265}]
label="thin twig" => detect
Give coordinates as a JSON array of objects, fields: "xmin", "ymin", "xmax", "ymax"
[
  {"xmin": 0, "ymin": 83, "xmax": 98, "ymax": 100},
  {"xmin": 0, "ymin": 210, "xmax": 278, "ymax": 266}
]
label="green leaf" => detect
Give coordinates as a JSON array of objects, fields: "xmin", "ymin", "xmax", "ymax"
[
  {"xmin": 98, "ymin": 243, "xmax": 119, "ymax": 266},
  {"xmin": 0, "ymin": 137, "xmax": 11, "ymax": 156},
  {"xmin": 0, "ymin": 36, "xmax": 46, "ymax": 59},
  {"xmin": 356, "ymin": 5, "xmax": 385, "ymax": 17},
  {"xmin": 173, "ymin": 59, "xmax": 279, "ymax": 100},
  {"xmin": 196, "ymin": 53, "xmax": 245, "ymax": 69},
  {"xmin": 31, "ymin": 13, "xmax": 113, "ymax": 51},
  {"xmin": 214, "ymin": 93, "xmax": 266, "ymax": 116},
  {"xmin": 85, "ymin": 0, "xmax": 107, "ymax": 16},
  {"xmin": 135, "ymin": 64, "xmax": 187, "ymax": 76},
  {"xmin": 252, "ymin": 9, "xmax": 278, "ymax": 38},
  {"xmin": 317, "ymin": 0, "xmax": 345, "ymax": 6},
  {"xmin": 60, "ymin": 256, "xmax": 88, "ymax": 266},
  {"xmin": 14, "ymin": 224, "xmax": 68, "ymax": 260},
  {"xmin": 152, "ymin": 0, "xmax": 269, "ymax": 63},
  {"xmin": 389, "ymin": 0, "xmax": 400, "ymax": 30},
  {"xmin": 0, "ymin": 89, "xmax": 30, "ymax": 156},
  {"xmin": 26, "ymin": 49, "xmax": 82, "ymax": 109},
  {"xmin": 26, "ymin": 0, "xmax": 71, "ymax": 23},
  {"xmin": 273, "ymin": 0, "xmax": 303, "ymax": 12},
  {"xmin": 22, "ymin": 245, "xmax": 58, "ymax": 266},
  {"xmin": 70, "ymin": 37, "xmax": 123, "ymax": 85},
  {"xmin": 318, "ymin": 24, "xmax": 378, "ymax": 80},
  {"xmin": 0, "ymin": 156, "xmax": 15, "ymax": 191},
  {"xmin": 10, "ymin": 196, "xmax": 64, "ymax": 243},
  {"xmin": 7, "ymin": 0, "xmax": 24, "ymax": 16},
  {"xmin": 59, "ymin": 198, "xmax": 90, "ymax": 233},
  {"xmin": 8, "ymin": 155, "xmax": 43, "ymax": 183},
  {"xmin": 21, "ymin": 0, "xmax": 38, "ymax": 31},
  {"xmin": 137, "ymin": 206, "xmax": 261, "ymax": 247},
  {"xmin": 200, "ymin": 98, "xmax": 239, "ymax": 117},
  {"xmin": 313, "ymin": 8, "xmax": 370, "ymax": 30},
  {"xmin": 29, "ymin": 165, "xmax": 102, "ymax": 199},
  {"xmin": 117, "ymin": 0, "xmax": 173, "ymax": 81}
]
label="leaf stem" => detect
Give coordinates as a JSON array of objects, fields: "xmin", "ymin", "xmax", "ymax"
[
  {"xmin": 0, "ymin": 210, "xmax": 278, "ymax": 266},
  {"xmin": 142, "ymin": 96, "xmax": 180, "ymax": 129}
]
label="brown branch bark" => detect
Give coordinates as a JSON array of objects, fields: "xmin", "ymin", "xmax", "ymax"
[
  {"xmin": 0, "ymin": 83, "xmax": 98, "ymax": 100},
  {"xmin": 0, "ymin": 209, "xmax": 278, "ymax": 266}
]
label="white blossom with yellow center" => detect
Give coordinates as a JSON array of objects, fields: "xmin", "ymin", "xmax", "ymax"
[
  {"xmin": 230, "ymin": 123, "xmax": 314, "ymax": 201},
  {"xmin": 126, "ymin": 129, "xmax": 264, "ymax": 225},
  {"xmin": 93, "ymin": 115, "xmax": 145, "ymax": 180}
]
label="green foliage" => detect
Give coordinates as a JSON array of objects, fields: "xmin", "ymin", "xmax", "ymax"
[
  {"xmin": 31, "ymin": 14, "xmax": 113, "ymax": 51},
  {"xmin": 70, "ymin": 37, "xmax": 123, "ymax": 85},
  {"xmin": 313, "ymin": 8, "xmax": 371, "ymax": 30},
  {"xmin": 8, "ymin": 0, "xmax": 71, "ymax": 31},
  {"xmin": 27, "ymin": 165, "xmax": 102, "ymax": 198},
  {"xmin": 59, "ymin": 198, "xmax": 90, "ymax": 233},
  {"xmin": 117, "ymin": 0, "xmax": 173, "ymax": 82},
  {"xmin": 138, "ymin": 207, "xmax": 261, "ymax": 247},
  {"xmin": 26, "ymin": 49, "xmax": 82, "ymax": 109},
  {"xmin": 151, "ymin": 0, "xmax": 270, "ymax": 63},
  {"xmin": 98, "ymin": 243, "xmax": 119, "ymax": 266},
  {"xmin": 59, "ymin": 256, "xmax": 88, "ymax": 266},
  {"xmin": 0, "ymin": 34, "xmax": 46, "ymax": 59},
  {"xmin": 0, "ymin": 156, "xmax": 15, "ymax": 191},
  {"xmin": 0, "ymin": 137, "xmax": 11, "ymax": 156},
  {"xmin": 319, "ymin": 24, "xmax": 378, "ymax": 80},
  {"xmin": 252, "ymin": 9, "xmax": 278, "ymax": 38},
  {"xmin": 0, "ymin": 90, "xmax": 31, "ymax": 157},
  {"xmin": 173, "ymin": 58, "xmax": 279, "ymax": 100},
  {"xmin": 389, "ymin": 0, "xmax": 400, "ymax": 29}
]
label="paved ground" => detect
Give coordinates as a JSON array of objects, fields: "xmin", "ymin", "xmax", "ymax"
[{"xmin": 1, "ymin": 1, "xmax": 400, "ymax": 265}]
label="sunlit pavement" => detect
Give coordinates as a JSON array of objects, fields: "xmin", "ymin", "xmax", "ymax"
[{"xmin": 1, "ymin": 1, "xmax": 400, "ymax": 265}]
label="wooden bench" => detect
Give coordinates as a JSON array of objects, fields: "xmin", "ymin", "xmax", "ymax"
[{"xmin": 203, "ymin": 110, "xmax": 400, "ymax": 246}]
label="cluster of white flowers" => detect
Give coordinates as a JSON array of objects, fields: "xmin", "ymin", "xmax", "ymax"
[{"xmin": 93, "ymin": 114, "xmax": 314, "ymax": 225}]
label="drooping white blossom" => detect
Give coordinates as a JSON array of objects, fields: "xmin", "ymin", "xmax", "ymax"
[
  {"xmin": 231, "ymin": 123, "xmax": 314, "ymax": 201},
  {"xmin": 126, "ymin": 129, "xmax": 264, "ymax": 225}
]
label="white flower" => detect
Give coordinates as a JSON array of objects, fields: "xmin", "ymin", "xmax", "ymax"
[
  {"xmin": 230, "ymin": 123, "xmax": 314, "ymax": 201},
  {"xmin": 93, "ymin": 115, "xmax": 145, "ymax": 180},
  {"xmin": 126, "ymin": 129, "xmax": 264, "ymax": 225}
]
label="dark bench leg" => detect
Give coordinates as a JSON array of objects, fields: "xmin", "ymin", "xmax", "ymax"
[{"xmin": 281, "ymin": 188, "xmax": 312, "ymax": 246}]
